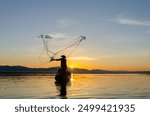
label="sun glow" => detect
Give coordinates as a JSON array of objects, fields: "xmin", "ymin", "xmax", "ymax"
[{"xmin": 70, "ymin": 65, "xmax": 74, "ymax": 69}]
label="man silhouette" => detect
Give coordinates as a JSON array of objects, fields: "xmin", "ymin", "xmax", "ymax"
[{"xmin": 50, "ymin": 55, "xmax": 67, "ymax": 72}]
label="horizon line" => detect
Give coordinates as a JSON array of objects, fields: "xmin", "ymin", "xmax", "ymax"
[{"xmin": 0, "ymin": 65, "xmax": 150, "ymax": 72}]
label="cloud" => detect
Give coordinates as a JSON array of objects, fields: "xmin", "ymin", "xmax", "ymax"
[
  {"xmin": 69, "ymin": 57, "xmax": 96, "ymax": 61},
  {"xmin": 146, "ymin": 30, "xmax": 150, "ymax": 34},
  {"xmin": 48, "ymin": 32, "xmax": 76, "ymax": 39},
  {"xmin": 45, "ymin": 32, "xmax": 78, "ymax": 47},
  {"xmin": 114, "ymin": 15, "xmax": 150, "ymax": 27},
  {"xmin": 56, "ymin": 18, "xmax": 78, "ymax": 28}
]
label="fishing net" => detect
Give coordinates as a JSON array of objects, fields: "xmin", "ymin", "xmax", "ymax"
[{"xmin": 38, "ymin": 33, "xmax": 86, "ymax": 64}]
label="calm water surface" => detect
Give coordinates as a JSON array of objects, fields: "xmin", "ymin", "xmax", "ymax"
[{"xmin": 0, "ymin": 74, "xmax": 150, "ymax": 99}]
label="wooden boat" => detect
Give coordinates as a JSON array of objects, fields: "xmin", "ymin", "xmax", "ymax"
[{"xmin": 55, "ymin": 69, "xmax": 71, "ymax": 84}]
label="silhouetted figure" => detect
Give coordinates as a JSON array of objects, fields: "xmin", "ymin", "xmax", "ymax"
[{"xmin": 50, "ymin": 55, "xmax": 67, "ymax": 73}]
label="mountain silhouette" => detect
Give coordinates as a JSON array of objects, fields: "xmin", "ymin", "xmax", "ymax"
[{"xmin": 0, "ymin": 65, "xmax": 150, "ymax": 76}]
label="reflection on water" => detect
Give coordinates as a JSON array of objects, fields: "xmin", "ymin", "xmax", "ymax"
[
  {"xmin": 55, "ymin": 81, "xmax": 71, "ymax": 99},
  {"xmin": 55, "ymin": 74, "xmax": 73, "ymax": 99},
  {"xmin": 0, "ymin": 74, "xmax": 150, "ymax": 99},
  {"xmin": 56, "ymin": 83, "xmax": 67, "ymax": 98}
]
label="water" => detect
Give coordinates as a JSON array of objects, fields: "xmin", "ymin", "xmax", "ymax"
[{"xmin": 0, "ymin": 74, "xmax": 150, "ymax": 99}]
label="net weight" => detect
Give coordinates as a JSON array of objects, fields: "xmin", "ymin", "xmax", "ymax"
[{"xmin": 77, "ymin": 104, "xmax": 135, "ymax": 112}]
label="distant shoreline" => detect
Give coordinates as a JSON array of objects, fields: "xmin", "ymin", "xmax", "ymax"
[
  {"xmin": 0, "ymin": 65, "xmax": 150, "ymax": 76},
  {"xmin": 0, "ymin": 71, "xmax": 150, "ymax": 76}
]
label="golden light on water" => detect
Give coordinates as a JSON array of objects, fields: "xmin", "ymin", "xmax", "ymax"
[{"xmin": 70, "ymin": 74, "xmax": 74, "ymax": 81}]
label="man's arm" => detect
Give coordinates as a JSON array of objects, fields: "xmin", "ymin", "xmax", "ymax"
[{"xmin": 50, "ymin": 58, "xmax": 61, "ymax": 62}]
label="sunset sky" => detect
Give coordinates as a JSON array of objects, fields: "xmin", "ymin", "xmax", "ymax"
[{"xmin": 0, "ymin": 0, "xmax": 150, "ymax": 71}]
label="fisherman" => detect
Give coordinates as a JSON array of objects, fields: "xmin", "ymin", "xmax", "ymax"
[{"xmin": 50, "ymin": 55, "xmax": 67, "ymax": 73}]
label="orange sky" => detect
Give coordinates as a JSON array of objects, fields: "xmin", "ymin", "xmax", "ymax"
[{"xmin": 1, "ymin": 1, "xmax": 150, "ymax": 71}]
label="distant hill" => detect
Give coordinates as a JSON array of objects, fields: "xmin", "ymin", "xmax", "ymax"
[
  {"xmin": 0, "ymin": 65, "xmax": 150, "ymax": 76},
  {"xmin": 0, "ymin": 65, "xmax": 58, "ymax": 72},
  {"xmin": 0, "ymin": 65, "xmax": 58, "ymax": 76}
]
